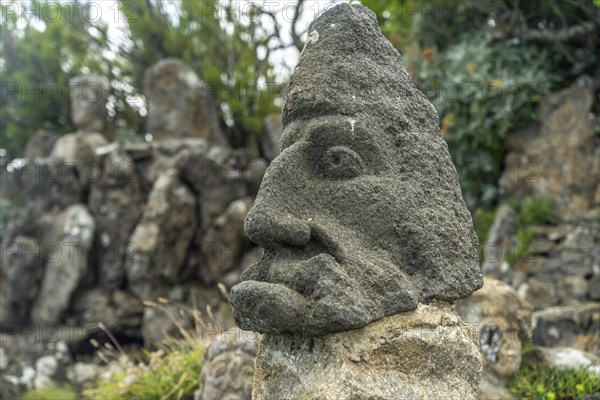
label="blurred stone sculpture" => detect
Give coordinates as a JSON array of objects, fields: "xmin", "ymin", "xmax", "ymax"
[
  {"xmin": 70, "ymin": 75, "xmax": 109, "ymax": 133},
  {"xmin": 457, "ymin": 278, "xmax": 533, "ymax": 400},
  {"xmin": 144, "ymin": 58, "xmax": 226, "ymax": 145},
  {"xmin": 24, "ymin": 129, "xmax": 58, "ymax": 159},
  {"xmin": 230, "ymin": 2, "xmax": 482, "ymax": 337}
]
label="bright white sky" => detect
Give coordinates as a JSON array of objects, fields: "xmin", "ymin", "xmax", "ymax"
[{"xmin": 13, "ymin": 0, "xmax": 344, "ymax": 80}]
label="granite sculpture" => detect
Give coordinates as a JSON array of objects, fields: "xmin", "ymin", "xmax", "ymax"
[
  {"xmin": 69, "ymin": 75, "xmax": 109, "ymax": 133},
  {"xmin": 230, "ymin": 3, "xmax": 483, "ymax": 337}
]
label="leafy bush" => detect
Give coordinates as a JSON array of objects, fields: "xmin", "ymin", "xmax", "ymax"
[
  {"xmin": 364, "ymin": 0, "xmax": 598, "ymax": 210},
  {"xmin": 1, "ymin": 0, "xmax": 285, "ymax": 155},
  {"xmin": 508, "ymin": 364, "xmax": 600, "ymax": 400},
  {"xmin": 520, "ymin": 197, "xmax": 560, "ymax": 226},
  {"xmin": 1, "ymin": 1, "xmax": 111, "ymax": 154},
  {"xmin": 404, "ymin": 36, "xmax": 559, "ymax": 210}
]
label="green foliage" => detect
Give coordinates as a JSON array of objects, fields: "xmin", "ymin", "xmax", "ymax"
[
  {"xmin": 360, "ymin": 0, "xmax": 414, "ymax": 47},
  {"xmin": 84, "ymin": 300, "xmax": 207, "ymax": 400},
  {"xmin": 363, "ymin": 0, "xmax": 599, "ymax": 210},
  {"xmin": 0, "ymin": 0, "xmax": 109, "ymax": 154},
  {"xmin": 520, "ymin": 197, "xmax": 560, "ymax": 226},
  {"xmin": 473, "ymin": 207, "xmax": 497, "ymax": 262},
  {"xmin": 508, "ymin": 364, "xmax": 600, "ymax": 400},
  {"xmin": 405, "ymin": 36, "xmax": 559, "ymax": 210},
  {"xmin": 83, "ymin": 338, "xmax": 204, "ymax": 400},
  {"xmin": 1, "ymin": 0, "xmax": 285, "ymax": 156},
  {"xmin": 117, "ymin": 0, "xmax": 281, "ymax": 147},
  {"xmin": 21, "ymin": 386, "xmax": 77, "ymax": 400}
]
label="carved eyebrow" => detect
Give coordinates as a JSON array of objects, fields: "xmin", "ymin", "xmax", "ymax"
[
  {"xmin": 279, "ymin": 122, "xmax": 303, "ymax": 151},
  {"xmin": 305, "ymin": 116, "xmax": 360, "ymax": 145},
  {"xmin": 280, "ymin": 115, "xmax": 350, "ymax": 150}
]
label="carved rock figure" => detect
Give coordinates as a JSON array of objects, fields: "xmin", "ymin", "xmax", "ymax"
[
  {"xmin": 144, "ymin": 59, "xmax": 226, "ymax": 145},
  {"xmin": 457, "ymin": 278, "xmax": 533, "ymax": 400},
  {"xmin": 231, "ymin": 3, "xmax": 482, "ymax": 336},
  {"xmin": 70, "ymin": 75, "xmax": 109, "ymax": 133}
]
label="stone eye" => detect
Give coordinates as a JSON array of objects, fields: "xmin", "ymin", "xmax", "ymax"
[{"xmin": 322, "ymin": 146, "xmax": 364, "ymax": 179}]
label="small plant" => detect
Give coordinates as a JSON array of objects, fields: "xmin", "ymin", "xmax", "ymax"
[
  {"xmin": 519, "ymin": 197, "xmax": 560, "ymax": 226},
  {"xmin": 83, "ymin": 301, "xmax": 206, "ymax": 400},
  {"xmin": 508, "ymin": 364, "xmax": 600, "ymax": 400}
]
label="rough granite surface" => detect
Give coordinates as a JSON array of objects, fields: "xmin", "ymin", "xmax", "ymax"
[
  {"xmin": 252, "ymin": 302, "xmax": 482, "ymax": 400},
  {"xmin": 230, "ymin": 3, "xmax": 482, "ymax": 336}
]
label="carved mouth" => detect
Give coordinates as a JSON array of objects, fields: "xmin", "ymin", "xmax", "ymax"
[
  {"xmin": 231, "ymin": 248, "xmax": 358, "ymax": 335},
  {"xmin": 240, "ymin": 220, "xmax": 352, "ymax": 297},
  {"xmin": 243, "ymin": 247, "xmax": 342, "ymax": 297}
]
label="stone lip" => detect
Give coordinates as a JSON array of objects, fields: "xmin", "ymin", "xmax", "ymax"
[
  {"xmin": 252, "ymin": 302, "xmax": 482, "ymax": 400},
  {"xmin": 231, "ymin": 3, "xmax": 482, "ymax": 336}
]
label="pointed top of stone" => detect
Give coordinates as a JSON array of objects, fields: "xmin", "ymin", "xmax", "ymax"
[{"xmin": 283, "ymin": 3, "xmax": 436, "ymax": 134}]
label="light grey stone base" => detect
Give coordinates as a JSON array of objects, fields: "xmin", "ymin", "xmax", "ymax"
[{"xmin": 253, "ymin": 302, "xmax": 482, "ymax": 400}]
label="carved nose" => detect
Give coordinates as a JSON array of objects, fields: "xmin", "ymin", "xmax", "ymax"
[
  {"xmin": 244, "ymin": 142, "xmax": 311, "ymax": 247},
  {"xmin": 244, "ymin": 209, "xmax": 311, "ymax": 248}
]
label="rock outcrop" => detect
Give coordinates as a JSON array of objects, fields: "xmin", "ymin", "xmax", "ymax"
[
  {"xmin": 0, "ymin": 236, "xmax": 43, "ymax": 326},
  {"xmin": 476, "ymin": 76, "xmax": 600, "ymax": 396},
  {"xmin": 125, "ymin": 169, "xmax": 197, "ymax": 299},
  {"xmin": 0, "ymin": 64, "xmax": 264, "ymax": 357},
  {"xmin": 31, "ymin": 204, "xmax": 95, "ymax": 323},
  {"xmin": 499, "ymin": 76, "xmax": 599, "ymax": 219},
  {"xmin": 88, "ymin": 149, "xmax": 144, "ymax": 289}
]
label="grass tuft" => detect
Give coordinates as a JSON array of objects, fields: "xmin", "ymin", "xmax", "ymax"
[
  {"xmin": 21, "ymin": 387, "xmax": 77, "ymax": 400},
  {"xmin": 508, "ymin": 364, "xmax": 600, "ymax": 400},
  {"xmin": 83, "ymin": 300, "xmax": 207, "ymax": 400}
]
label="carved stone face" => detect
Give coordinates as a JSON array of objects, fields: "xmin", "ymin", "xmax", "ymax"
[
  {"xmin": 231, "ymin": 114, "xmax": 481, "ymax": 336},
  {"xmin": 230, "ymin": 3, "xmax": 482, "ymax": 336}
]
